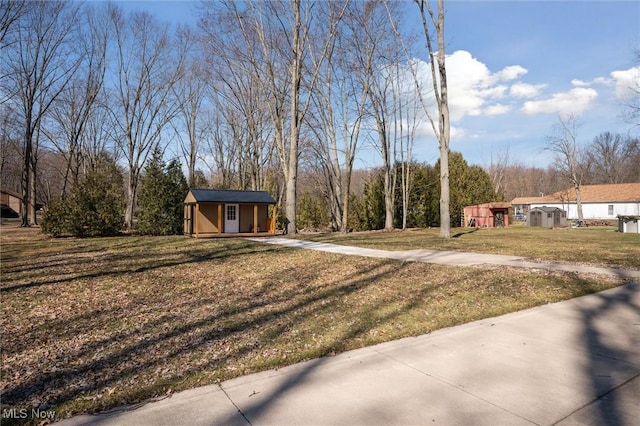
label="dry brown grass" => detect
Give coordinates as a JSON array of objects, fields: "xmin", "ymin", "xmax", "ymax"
[
  {"xmin": 296, "ymin": 225, "xmax": 640, "ymax": 269},
  {"xmin": 0, "ymin": 224, "xmax": 632, "ymax": 422}
]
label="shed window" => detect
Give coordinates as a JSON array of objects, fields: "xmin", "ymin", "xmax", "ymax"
[
  {"xmin": 608, "ymin": 205, "xmax": 614, "ymax": 215},
  {"xmin": 227, "ymin": 205, "xmax": 236, "ymax": 220},
  {"xmin": 547, "ymin": 213, "xmax": 552, "ymax": 219}
]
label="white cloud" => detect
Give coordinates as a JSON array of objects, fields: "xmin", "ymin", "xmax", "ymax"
[
  {"xmin": 484, "ymin": 104, "xmax": 512, "ymax": 116},
  {"xmin": 450, "ymin": 125, "xmax": 465, "ymax": 139},
  {"xmin": 572, "ymin": 76, "xmax": 612, "ymax": 87},
  {"xmin": 440, "ymin": 50, "xmax": 529, "ymax": 120},
  {"xmin": 571, "ymin": 79, "xmax": 589, "ymax": 87},
  {"xmin": 496, "ymin": 65, "xmax": 528, "ymax": 81},
  {"xmin": 510, "ymin": 82, "xmax": 546, "ymax": 98},
  {"xmin": 521, "ymin": 87, "xmax": 598, "ymax": 116},
  {"xmin": 610, "ymin": 66, "xmax": 640, "ymax": 99}
]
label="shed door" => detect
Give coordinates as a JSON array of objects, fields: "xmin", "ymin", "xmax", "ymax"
[
  {"xmin": 225, "ymin": 204, "xmax": 239, "ymax": 233},
  {"xmin": 530, "ymin": 211, "xmax": 541, "ymax": 227}
]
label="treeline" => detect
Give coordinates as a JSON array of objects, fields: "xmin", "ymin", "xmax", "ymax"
[
  {"xmin": 40, "ymin": 148, "xmax": 188, "ymax": 237},
  {"xmin": 299, "ymin": 152, "xmax": 505, "ymax": 231},
  {"xmin": 2, "ymin": 1, "xmax": 638, "ymax": 236},
  {"xmin": 2, "ymin": 0, "xmax": 430, "ymax": 235}
]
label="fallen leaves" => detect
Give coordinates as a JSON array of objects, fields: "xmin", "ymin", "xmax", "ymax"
[{"xmin": 0, "ymin": 225, "xmax": 628, "ymax": 421}]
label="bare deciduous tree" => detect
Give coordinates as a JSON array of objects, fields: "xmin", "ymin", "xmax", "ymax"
[
  {"xmin": 212, "ymin": 0, "xmax": 344, "ymax": 234},
  {"xmin": 363, "ymin": 1, "xmax": 408, "ymax": 232},
  {"xmin": 486, "ymin": 147, "xmax": 511, "ymax": 200},
  {"xmin": 3, "ymin": 1, "xmax": 81, "ymax": 226},
  {"xmin": 171, "ymin": 26, "xmax": 207, "ymax": 188},
  {"xmin": 0, "ymin": 0, "xmax": 32, "ymax": 49},
  {"xmin": 108, "ymin": 4, "xmax": 189, "ymax": 229},
  {"xmin": 308, "ymin": 0, "xmax": 381, "ymax": 233},
  {"xmin": 44, "ymin": 4, "xmax": 108, "ymax": 197},
  {"xmin": 414, "ymin": 0, "xmax": 451, "ymax": 237},
  {"xmin": 585, "ymin": 132, "xmax": 639, "ymax": 184},
  {"xmin": 546, "ymin": 115, "xmax": 587, "ymax": 220}
]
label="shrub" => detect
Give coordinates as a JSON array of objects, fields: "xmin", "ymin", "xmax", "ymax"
[{"xmin": 41, "ymin": 154, "xmax": 125, "ymax": 237}]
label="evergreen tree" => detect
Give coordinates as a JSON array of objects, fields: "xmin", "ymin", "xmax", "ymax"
[
  {"xmin": 362, "ymin": 169, "xmax": 386, "ymax": 230},
  {"xmin": 42, "ymin": 153, "xmax": 125, "ymax": 237},
  {"xmin": 434, "ymin": 152, "xmax": 496, "ymax": 227},
  {"xmin": 137, "ymin": 148, "xmax": 188, "ymax": 235},
  {"xmin": 165, "ymin": 159, "xmax": 189, "ymax": 234},
  {"xmin": 357, "ymin": 153, "xmax": 497, "ymax": 230}
]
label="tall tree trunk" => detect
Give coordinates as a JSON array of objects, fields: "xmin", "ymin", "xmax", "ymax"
[
  {"xmin": 439, "ymin": 145, "xmax": 450, "ymax": 235},
  {"xmin": 574, "ymin": 185, "xmax": 584, "ymax": 220},
  {"xmin": 125, "ymin": 167, "xmax": 137, "ymax": 230},
  {"xmin": 29, "ymin": 158, "xmax": 37, "ymax": 225},
  {"xmin": 435, "ymin": 2, "xmax": 450, "ymax": 238},
  {"xmin": 285, "ymin": 0, "xmax": 302, "ymax": 235},
  {"xmin": 415, "ymin": 0, "xmax": 450, "ymax": 237},
  {"xmin": 341, "ymin": 169, "xmax": 352, "ymax": 233},
  {"xmin": 20, "ymin": 128, "xmax": 31, "ymax": 227},
  {"xmin": 384, "ymin": 167, "xmax": 394, "ymax": 231}
]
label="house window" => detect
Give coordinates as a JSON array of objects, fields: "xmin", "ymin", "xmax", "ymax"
[
  {"xmin": 608, "ymin": 205, "xmax": 614, "ymax": 215},
  {"xmin": 227, "ymin": 205, "xmax": 236, "ymax": 220},
  {"xmin": 547, "ymin": 213, "xmax": 552, "ymax": 219}
]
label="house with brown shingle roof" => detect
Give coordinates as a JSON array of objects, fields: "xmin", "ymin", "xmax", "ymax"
[{"xmin": 512, "ymin": 183, "xmax": 640, "ymax": 220}]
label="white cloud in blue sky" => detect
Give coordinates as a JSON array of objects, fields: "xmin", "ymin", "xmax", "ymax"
[
  {"xmin": 509, "ymin": 83, "xmax": 546, "ymax": 98},
  {"xmin": 409, "ymin": 0, "xmax": 640, "ymax": 167}
]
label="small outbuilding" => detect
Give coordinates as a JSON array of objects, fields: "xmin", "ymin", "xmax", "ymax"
[
  {"xmin": 527, "ymin": 207, "xmax": 567, "ymax": 228},
  {"xmin": 463, "ymin": 202, "xmax": 511, "ymax": 228},
  {"xmin": 184, "ymin": 189, "xmax": 277, "ymax": 237},
  {"xmin": 618, "ymin": 215, "xmax": 640, "ymax": 234},
  {"xmin": 1, "ymin": 189, "xmax": 22, "ymax": 217}
]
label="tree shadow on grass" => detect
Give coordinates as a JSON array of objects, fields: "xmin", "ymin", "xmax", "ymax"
[
  {"xmin": 0, "ymin": 239, "xmax": 269, "ymax": 293},
  {"xmin": 451, "ymin": 227, "xmax": 480, "ymax": 238},
  {"xmin": 2, "ymin": 250, "xmax": 428, "ymax": 415},
  {"xmin": 215, "ymin": 273, "xmax": 640, "ymax": 426},
  {"xmin": 5, "ymin": 235, "xmax": 636, "ymax": 423}
]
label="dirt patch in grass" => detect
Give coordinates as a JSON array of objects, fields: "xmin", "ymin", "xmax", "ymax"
[
  {"xmin": 0, "ymin": 225, "xmax": 631, "ymax": 421},
  {"xmin": 296, "ymin": 226, "xmax": 640, "ymax": 269}
]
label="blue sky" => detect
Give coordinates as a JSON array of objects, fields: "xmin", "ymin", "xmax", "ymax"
[{"xmin": 115, "ymin": 0, "xmax": 640, "ymax": 169}]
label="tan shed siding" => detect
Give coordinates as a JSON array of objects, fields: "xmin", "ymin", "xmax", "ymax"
[
  {"xmin": 184, "ymin": 192, "xmax": 196, "ymax": 203},
  {"xmin": 197, "ymin": 203, "xmax": 220, "ymax": 233},
  {"xmin": 257, "ymin": 205, "xmax": 269, "ymax": 232},
  {"xmin": 239, "ymin": 204, "xmax": 253, "ymax": 233},
  {"xmin": 184, "ymin": 205, "xmax": 190, "ymax": 234}
]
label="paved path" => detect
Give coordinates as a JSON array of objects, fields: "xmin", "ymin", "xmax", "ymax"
[
  {"xmin": 59, "ymin": 283, "xmax": 640, "ymax": 425},
  {"xmin": 247, "ymin": 237, "xmax": 640, "ymax": 279}
]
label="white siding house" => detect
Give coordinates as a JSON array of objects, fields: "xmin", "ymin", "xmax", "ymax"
[{"xmin": 512, "ymin": 183, "xmax": 640, "ymax": 221}]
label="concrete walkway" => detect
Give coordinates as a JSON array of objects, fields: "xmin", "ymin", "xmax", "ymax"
[
  {"xmin": 59, "ymin": 283, "xmax": 640, "ymax": 425},
  {"xmin": 247, "ymin": 237, "xmax": 640, "ymax": 279}
]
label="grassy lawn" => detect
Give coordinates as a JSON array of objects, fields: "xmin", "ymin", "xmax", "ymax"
[
  {"xmin": 296, "ymin": 225, "xmax": 640, "ymax": 269},
  {"xmin": 0, "ymin": 224, "xmax": 635, "ymax": 422}
]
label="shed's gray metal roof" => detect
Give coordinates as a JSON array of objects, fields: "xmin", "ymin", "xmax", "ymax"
[
  {"xmin": 530, "ymin": 206, "xmax": 564, "ymax": 212},
  {"xmin": 188, "ymin": 189, "xmax": 276, "ymax": 204}
]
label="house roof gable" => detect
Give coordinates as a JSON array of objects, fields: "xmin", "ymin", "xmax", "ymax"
[
  {"xmin": 512, "ymin": 183, "xmax": 640, "ymax": 205},
  {"xmin": 186, "ymin": 189, "xmax": 276, "ymax": 204}
]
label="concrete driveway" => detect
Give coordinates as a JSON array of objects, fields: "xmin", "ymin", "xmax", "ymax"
[{"xmin": 248, "ymin": 237, "xmax": 640, "ymax": 279}]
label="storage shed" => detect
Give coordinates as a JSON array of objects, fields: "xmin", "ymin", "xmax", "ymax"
[
  {"xmin": 184, "ymin": 189, "xmax": 277, "ymax": 237},
  {"xmin": 618, "ymin": 215, "xmax": 640, "ymax": 234},
  {"xmin": 463, "ymin": 202, "xmax": 511, "ymax": 228},
  {"xmin": 527, "ymin": 207, "xmax": 567, "ymax": 228}
]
